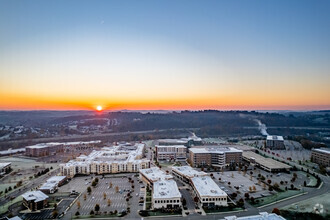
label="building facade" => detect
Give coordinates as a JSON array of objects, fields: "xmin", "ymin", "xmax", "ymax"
[
  {"xmin": 22, "ymin": 191, "xmax": 48, "ymax": 211},
  {"xmin": 191, "ymin": 176, "xmax": 227, "ymax": 207},
  {"xmin": 266, "ymin": 136, "xmax": 285, "ymax": 150},
  {"xmin": 60, "ymin": 143, "xmax": 150, "ymax": 178},
  {"xmin": 189, "ymin": 147, "xmax": 242, "ymax": 168},
  {"xmin": 155, "ymin": 145, "xmax": 187, "ymax": 161},
  {"xmin": 152, "ymin": 179, "xmax": 182, "ymax": 209},
  {"xmin": 311, "ymin": 148, "xmax": 330, "ymax": 167}
]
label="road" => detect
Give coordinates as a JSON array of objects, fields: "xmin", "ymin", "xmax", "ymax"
[
  {"xmin": 0, "ymin": 128, "xmax": 197, "ymax": 151},
  {"xmin": 0, "ymin": 168, "xmax": 60, "ymax": 207}
]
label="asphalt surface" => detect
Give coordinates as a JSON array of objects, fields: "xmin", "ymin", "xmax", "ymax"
[{"xmin": 0, "ymin": 168, "xmax": 60, "ymax": 207}]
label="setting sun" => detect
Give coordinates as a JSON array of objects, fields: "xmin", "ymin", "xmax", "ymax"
[{"xmin": 96, "ymin": 105, "xmax": 103, "ymax": 111}]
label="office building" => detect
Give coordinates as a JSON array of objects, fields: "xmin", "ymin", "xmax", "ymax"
[
  {"xmin": 22, "ymin": 191, "xmax": 49, "ymax": 211},
  {"xmin": 189, "ymin": 147, "xmax": 242, "ymax": 168},
  {"xmin": 39, "ymin": 176, "xmax": 67, "ymax": 194},
  {"xmin": 266, "ymin": 136, "xmax": 285, "ymax": 150},
  {"xmin": 155, "ymin": 145, "xmax": 187, "ymax": 161},
  {"xmin": 311, "ymin": 148, "xmax": 330, "ymax": 167}
]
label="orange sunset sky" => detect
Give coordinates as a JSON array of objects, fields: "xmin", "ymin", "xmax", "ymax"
[{"xmin": 0, "ymin": 1, "xmax": 329, "ymax": 111}]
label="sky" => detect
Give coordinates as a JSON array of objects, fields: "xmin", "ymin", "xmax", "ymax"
[{"xmin": 0, "ymin": 0, "xmax": 329, "ymax": 111}]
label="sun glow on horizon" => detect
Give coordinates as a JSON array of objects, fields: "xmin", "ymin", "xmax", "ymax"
[{"xmin": 96, "ymin": 105, "xmax": 103, "ymax": 111}]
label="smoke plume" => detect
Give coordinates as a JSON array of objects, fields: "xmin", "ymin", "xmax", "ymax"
[{"xmin": 254, "ymin": 119, "xmax": 269, "ymax": 136}]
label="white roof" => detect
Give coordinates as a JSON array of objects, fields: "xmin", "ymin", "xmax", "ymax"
[
  {"xmin": 191, "ymin": 176, "xmax": 226, "ymax": 197},
  {"xmin": 266, "ymin": 136, "xmax": 284, "ymax": 141},
  {"xmin": 224, "ymin": 212, "xmax": 285, "ymax": 220},
  {"xmin": 9, "ymin": 217, "xmax": 23, "ymax": 220},
  {"xmin": 153, "ymin": 179, "xmax": 181, "ymax": 199},
  {"xmin": 47, "ymin": 176, "xmax": 66, "ymax": 183},
  {"xmin": 172, "ymin": 166, "xmax": 207, "ymax": 178},
  {"xmin": 313, "ymin": 148, "xmax": 330, "ymax": 154},
  {"xmin": 22, "ymin": 190, "xmax": 48, "ymax": 202},
  {"xmin": 0, "ymin": 162, "xmax": 11, "ymax": 169},
  {"xmin": 61, "ymin": 143, "xmax": 149, "ymax": 168},
  {"xmin": 140, "ymin": 167, "xmax": 173, "ymax": 182},
  {"xmin": 26, "ymin": 140, "xmax": 101, "ymax": 149},
  {"xmin": 189, "ymin": 147, "xmax": 242, "ymax": 154},
  {"xmin": 156, "ymin": 145, "xmax": 186, "ymax": 149}
]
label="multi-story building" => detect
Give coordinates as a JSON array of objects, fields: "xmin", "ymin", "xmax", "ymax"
[
  {"xmin": 25, "ymin": 141, "xmax": 101, "ymax": 157},
  {"xmin": 0, "ymin": 162, "xmax": 11, "ymax": 175},
  {"xmin": 191, "ymin": 175, "xmax": 227, "ymax": 207},
  {"xmin": 266, "ymin": 136, "xmax": 285, "ymax": 150},
  {"xmin": 139, "ymin": 167, "xmax": 173, "ymax": 188},
  {"xmin": 158, "ymin": 134, "xmax": 202, "ymax": 147},
  {"xmin": 60, "ymin": 143, "xmax": 150, "ymax": 178},
  {"xmin": 39, "ymin": 176, "xmax": 67, "ymax": 194},
  {"xmin": 311, "ymin": 148, "xmax": 330, "ymax": 167},
  {"xmin": 22, "ymin": 191, "xmax": 49, "ymax": 211},
  {"xmin": 152, "ymin": 179, "xmax": 182, "ymax": 209},
  {"xmin": 139, "ymin": 167, "xmax": 182, "ymax": 210},
  {"xmin": 189, "ymin": 147, "xmax": 242, "ymax": 168},
  {"xmin": 155, "ymin": 145, "xmax": 187, "ymax": 161},
  {"xmin": 171, "ymin": 165, "xmax": 227, "ymax": 207},
  {"xmin": 172, "ymin": 165, "xmax": 207, "ymax": 184}
]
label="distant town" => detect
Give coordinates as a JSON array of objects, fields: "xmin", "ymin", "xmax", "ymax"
[{"xmin": 0, "ymin": 118, "xmax": 329, "ymax": 220}]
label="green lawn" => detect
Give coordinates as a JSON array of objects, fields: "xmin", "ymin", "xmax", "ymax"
[
  {"xmin": 249, "ymin": 190, "xmax": 303, "ymax": 207},
  {"xmin": 281, "ymin": 192, "xmax": 330, "ymax": 217},
  {"xmin": 298, "ymin": 171, "xmax": 317, "ymax": 187},
  {"xmin": 146, "ymin": 210, "xmax": 181, "ymax": 216},
  {"xmin": 204, "ymin": 207, "xmax": 244, "ymax": 213},
  {"xmin": 0, "ymin": 196, "xmax": 23, "ymax": 214}
]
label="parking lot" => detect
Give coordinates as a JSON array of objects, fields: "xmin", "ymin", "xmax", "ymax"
[
  {"xmin": 60, "ymin": 174, "xmax": 137, "ymax": 216},
  {"xmin": 211, "ymin": 168, "xmax": 309, "ymax": 200}
]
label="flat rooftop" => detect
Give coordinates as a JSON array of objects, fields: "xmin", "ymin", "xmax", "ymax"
[
  {"xmin": 312, "ymin": 148, "xmax": 330, "ymax": 154},
  {"xmin": 189, "ymin": 147, "xmax": 242, "ymax": 154},
  {"xmin": 266, "ymin": 136, "xmax": 284, "ymax": 141},
  {"xmin": 140, "ymin": 167, "xmax": 173, "ymax": 182},
  {"xmin": 156, "ymin": 145, "xmax": 187, "ymax": 149},
  {"xmin": 191, "ymin": 176, "xmax": 226, "ymax": 197},
  {"xmin": 153, "ymin": 179, "xmax": 181, "ymax": 199},
  {"xmin": 243, "ymin": 152, "xmax": 291, "ymax": 170},
  {"xmin": 22, "ymin": 190, "xmax": 48, "ymax": 202},
  {"xmin": 47, "ymin": 176, "xmax": 66, "ymax": 183},
  {"xmin": 224, "ymin": 212, "xmax": 285, "ymax": 220},
  {"xmin": 26, "ymin": 140, "xmax": 101, "ymax": 149},
  {"xmin": 0, "ymin": 162, "xmax": 11, "ymax": 169},
  {"xmin": 172, "ymin": 166, "xmax": 207, "ymax": 178}
]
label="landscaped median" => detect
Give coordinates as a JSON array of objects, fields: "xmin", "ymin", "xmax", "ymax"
[
  {"xmin": 247, "ymin": 190, "xmax": 304, "ymax": 207},
  {"xmin": 139, "ymin": 209, "xmax": 182, "ymax": 217},
  {"xmin": 203, "ymin": 206, "xmax": 244, "ymax": 214}
]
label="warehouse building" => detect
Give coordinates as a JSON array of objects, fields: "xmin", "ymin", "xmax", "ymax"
[{"xmin": 242, "ymin": 151, "xmax": 291, "ymax": 172}]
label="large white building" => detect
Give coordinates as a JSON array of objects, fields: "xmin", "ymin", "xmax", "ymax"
[
  {"xmin": 191, "ymin": 175, "xmax": 227, "ymax": 207},
  {"xmin": 172, "ymin": 165, "xmax": 227, "ymax": 207},
  {"xmin": 39, "ymin": 176, "xmax": 67, "ymax": 194},
  {"xmin": 153, "ymin": 179, "xmax": 182, "ymax": 209},
  {"xmin": 172, "ymin": 165, "xmax": 207, "ymax": 183},
  {"xmin": 60, "ymin": 143, "xmax": 150, "ymax": 178},
  {"xmin": 139, "ymin": 167, "xmax": 182, "ymax": 210},
  {"xmin": 139, "ymin": 167, "xmax": 173, "ymax": 187},
  {"xmin": 155, "ymin": 145, "xmax": 187, "ymax": 161}
]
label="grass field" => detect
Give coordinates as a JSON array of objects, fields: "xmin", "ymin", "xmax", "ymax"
[
  {"xmin": 249, "ymin": 190, "xmax": 303, "ymax": 207},
  {"xmin": 281, "ymin": 193, "xmax": 330, "ymax": 217}
]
